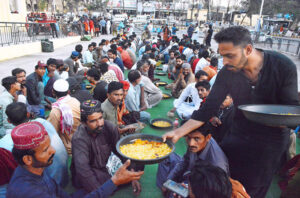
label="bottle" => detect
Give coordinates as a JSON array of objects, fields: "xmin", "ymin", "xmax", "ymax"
[{"xmin": 173, "ymin": 118, "xmax": 179, "ymax": 129}]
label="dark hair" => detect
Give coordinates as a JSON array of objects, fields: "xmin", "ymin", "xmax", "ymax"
[
  {"xmin": 91, "ymin": 42, "xmax": 97, "ymax": 47},
  {"xmin": 210, "ymin": 57, "xmax": 218, "ymax": 67},
  {"xmin": 108, "ymin": 49, "xmax": 117, "ymax": 55},
  {"xmin": 195, "ymin": 70, "xmax": 208, "ymax": 79},
  {"xmin": 2, "ymin": 76, "xmax": 17, "ymax": 91},
  {"xmin": 136, "ymin": 60, "xmax": 148, "ymax": 70},
  {"xmin": 141, "ymin": 54, "xmax": 150, "ymax": 60},
  {"xmin": 99, "ymin": 63, "xmax": 108, "ymax": 74},
  {"xmin": 199, "ymin": 51, "xmax": 209, "ymax": 59},
  {"xmin": 191, "ymin": 123, "xmax": 213, "ymax": 136},
  {"xmin": 189, "ymin": 160, "xmax": 232, "ymax": 198},
  {"xmin": 75, "ymin": 44, "xmax": 83, "ymax": 52},
  {"xmin": 214, "ymin": 26, "xmax": 253, "ymax": 47},
  {"xmin": 88, "ymin": 44, "xmax": 93, "ymax": 48},
  {"xmin": 195, "ymin": 80, "xmax": 211, "ymax": 91},
  {"xmin": 46, "ymin": 58, "xmax": 56, "ymax": 66},
  {"xmin": 53, "ymin": 90, "xmax": 68, "ymax": 98},
  {"xmin": 12, "ymin": 68, "xmax": 26, "ymax": 76},
  {"xmin": 80, "ymin": 100, "xmax": 102, "ymax": 123},
  {"xmin": 12, "ymin": 147, "xmax": 35, "ymax": 166},
  {"xmin": 110, "ymin": 44, "xmax": 117, "ymax": 51},
  {"xmin": 6, "ymin": 102, "xmax": 28, "ymax": 126},
  {"xmin": 107, "ymin": 81, "xmax": 123, "ymax": 94},
  {"xmin": 128, "ymin": 70, "xmax": 141, "ymax": 83},
  {"xmin": 87, "ymin": 68, "xmax": 100, "ymax": 81},
  {"xmin": 176, "ymin": 55, "xmax": 186, "ymax": 61}
]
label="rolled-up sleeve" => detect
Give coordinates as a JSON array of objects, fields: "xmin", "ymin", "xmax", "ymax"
[{"xmin": 191, "ymin": 68, "xmax": 230, "ymax": 122}]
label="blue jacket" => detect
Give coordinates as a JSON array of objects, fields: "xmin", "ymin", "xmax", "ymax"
[{"xmin": 6, "ymin": 166, "xmax": 116, "ymax": 198}]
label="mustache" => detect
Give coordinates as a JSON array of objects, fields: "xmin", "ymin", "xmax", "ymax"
[
  {"xmin": 48, "ymin": 154, "xmax": 55, "ymax": 162},
  {"xmin": 189, "ymin": 146, "xmax": 197, "ymax": 150}
]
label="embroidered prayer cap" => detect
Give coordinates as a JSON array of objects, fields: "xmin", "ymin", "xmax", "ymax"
[
  {"xmin": 11, "ymin": 122, "xmax": 48, "ymax": 150},
  {"xmin": 80, "ymin": 99, "xmax": 102, "ymax": 116},
  {"xmin": 182, "ymin": 63, "xmax": 191, "ymax": 69},
  {"xmin": 53, "ymin": 79, "xmax": 69, "ymax": 92},
  {"xmin": 120, "ymin": 80, "xmax": 130, "ymax": 90}
]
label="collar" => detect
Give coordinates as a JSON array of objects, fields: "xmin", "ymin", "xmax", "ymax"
[
  {"xmin": 15, "ymin": 166, "xmax": 44, "ymax": 180},
  {"xmin": 3, "ymin": 90, "xmax": 14, "ymax": 99},
  {"xmin": 197, "ymin": 139, "xmax": 212, "ymax": 160},
  {"xmin": 107, "ymin": 99, "xmax": 117, "ymax": 110}
]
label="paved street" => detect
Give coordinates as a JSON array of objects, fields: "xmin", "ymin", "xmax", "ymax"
[{"xmin": 0, "ymin": 31, "xmax": 299, "ymax": 92}]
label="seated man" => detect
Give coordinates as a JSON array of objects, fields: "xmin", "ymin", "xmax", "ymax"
[
  {"xmin": 194, "ymin": 50, "xmax": 210, "ymax": 74},
  {"xmin": 7, "ymin": 121, "xmax": 143, "ymax": 198},
  {"xmin": 108, "ymin": 49, "xmax": 124, "ymax": 72},
  {"xmin": 64, "ymin": 51, "xmax": 79, "ymax": 77},
  {"xmin": 102, "ymin": 82, "xmax": 137, "ymax": 134},
  {"xmin": 71, "ymin": 100, "xmax": 142, "ymax": 194},
  {"xmin": 0, "ymin": 77, "xmax": 22, "ymax": 136},
  {"xmin": 67, "ymin": 77, "xmax": 93, "ymax": 104},
  {"xmin": 188, "ymin": 161, "xmax": 250, "ymax": 198},
  {"xmin": 209, "ymin": 95, "xmax": 234, "ymax": 143},
  {"xmin": 125, "ymin": 70, "xmax": 151, "ymax": 123},
  {"xmin": 137, "ymin": 60, "xmax": 163, "ymax": 108},
  {"xmin": 168, "ymin": 70, "xmax": 208, "ymax": 120},
  {"xmin": 26, "ymin": 61, "xmax": 47, "ymax": 116},
  {"xmin": 99, "ymin": 63, "xmax": 119, "ymax": 84},
  {"xmin": 83, "ymin": 44, "xmax": 95, "ymax": 67},
  {"xmin": 0, "ymin": 148, "xmax": 17, "ymax": 197},
  {"xmin": 157, "ymin": 124, "xmax": 229, "ymax": 194},
  {"xmin": 42, "ymin": 58, "xmax": 58, "ymax": 103},
  {"xmin": 196, "ymin": 80, "xmax": 211, "ymax": 107},
  {"xmin": 48, "ymin": 79, "xmax": 81, "ymax": 155},
  {"xmin": 0, "ymin": 102, "xmax": 68, "ymax": 187},
  {"xmin": 11, "ymin": 68, "xmax": 27, "ymax": 102},
  {"xmin": 170, "ymin": 63, "xmax": 195, "ymax": 98},
  {"xmin": 203, "ymin": 56, "xmax": 218, "ymax": 81}
]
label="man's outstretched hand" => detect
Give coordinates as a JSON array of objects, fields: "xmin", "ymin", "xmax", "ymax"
[{"xmin": 111, "ymin": 160, "xmax": 144, "ymax": 186}]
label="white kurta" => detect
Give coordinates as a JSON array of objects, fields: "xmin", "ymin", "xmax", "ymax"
[{"xmin": 173, "ymin": 82, "xmax": 202, "ymax": 119}]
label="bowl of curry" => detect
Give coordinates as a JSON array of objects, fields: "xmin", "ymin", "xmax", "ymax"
[{"xmin": 150, "ymin": 118, "xmax": 173, "ymax": 130}]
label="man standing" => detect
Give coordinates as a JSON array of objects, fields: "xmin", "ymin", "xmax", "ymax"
[
  {"xmin": 26, "ymin": 61, "xmax": 47, "ymax": 116},
  {"xmin": 71, "ymin": 100, "xmax": 142, "ymax": 194},
  {"xmin": 0, "ymin": 77, "xmax": 21, "ymax": 136},
  {"xmin": 7, "ymin": 121, "xmax": 143, "ymax": 198},
  {"xmin": 125, "ymin": 70, "xmax": 151, "ymax": 123},
  {"xmin": 163, "ymin": 26, "xmax": 299, "ymax": 198},
  {"xmin": 187, "ymin": 24, "xmax": 194, "ymax": 38},
  {"xmin": 48, "ymin": 79, "xmax": 80, "ymax": 155}
]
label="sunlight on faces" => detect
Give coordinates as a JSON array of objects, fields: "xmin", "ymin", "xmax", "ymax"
[
  {"xmin": 218, "ymin": 42, "xmax": 252, "ymax": 72},
  {"xmin": 16, "ymin": 72, "xmax": 26, "ymax": 85}
]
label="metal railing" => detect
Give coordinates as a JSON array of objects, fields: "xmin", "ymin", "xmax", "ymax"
[
  {"xmin": 254, "ymin": 35, "xmax": 300, "ymax": 59},
  {"xmin": 0, "ymin": 22, "xmax": 83, "ymax": 46}
]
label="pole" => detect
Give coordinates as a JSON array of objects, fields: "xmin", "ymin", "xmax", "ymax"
[{"xmin": 259, "ymin": 0, "xmax": 265, "ymax": 18}]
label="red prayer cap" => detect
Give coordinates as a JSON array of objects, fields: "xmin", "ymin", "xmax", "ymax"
[
  {"xmin": 11, "ymin": 122, "xmax": 48, "ymax": 150},
  {"xmin": 120, "ymin": 80, "xmax": 130, "ymax": 90},
  {"xmin": 37, "ymin": 61, "xmax": 47, "ymax": 68}
]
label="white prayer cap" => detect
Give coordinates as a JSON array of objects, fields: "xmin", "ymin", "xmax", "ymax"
[{"xmin": 53, "ymin": 79, "xmax": 69, "ymax": 92}]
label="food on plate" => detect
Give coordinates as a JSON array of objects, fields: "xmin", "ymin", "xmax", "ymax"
[
  {"xmin": 120, "ymin": 139, "xmax": 172, "ymax": 160},
  {"xmin": 152, "ymin": 120, "xmax": 171, "ymax": 128}
]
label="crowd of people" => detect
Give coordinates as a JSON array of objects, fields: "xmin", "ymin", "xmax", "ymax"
[{"xmin": 0, "ymin": 23, "xmax": 299, "ymax": 198}]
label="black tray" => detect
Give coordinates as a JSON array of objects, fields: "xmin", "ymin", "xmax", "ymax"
[
  {"xmin": 239, "ymin": 104, "xmax": 300, "ymax": 127},
  {"xmin": 155, "ymin": 72, "xmax": 167, "ymax": 76},
  {"xmin": 150, "ymin": 118, "xmax": 173, "ymax": 130},
  {"xmin": 116, "ymin": 134, "xmax": 175, "ymax": 165}
]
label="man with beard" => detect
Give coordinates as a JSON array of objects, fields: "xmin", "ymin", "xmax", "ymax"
[
  {"xmin": 136, "ymin": 60, "xmax": 162, "ymax": 108},
  {"xmin": 170, "ymin": 63, "xmax": 195, "ymax": 98},
  {"xmin": 101, "ymin": 82, "xmax": 137, "ymax": 134},
  {"xmin": 163, "ymin": 26, "xmax": 299, "ymax": 198},
  {"xmin": 12, "ymin": 68, "xmax": 27, "ymax": 98},
  {"xmin": 71, "ymin": 100, "xmax": 143, "ymax": 195},
  {"xmin": 158, "ymin": 124, "xmax": 228, "ymax": 196},
  {"xmin": 7, "ymin": 121, "xmax": 143, "ymax": 198}
]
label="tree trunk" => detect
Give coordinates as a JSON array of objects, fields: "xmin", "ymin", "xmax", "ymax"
[
  {"xmin": 191, "ymin": 0, "xmax": 194, "ymax": 20},
  {"xmin": 240, "ymin": 14, "xmax": 247, "ymax": 25},
  {"xmin": 206, "ymin": 0, "xmax": 210, "ymax": 21}
]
